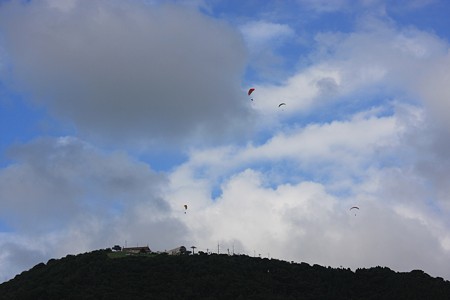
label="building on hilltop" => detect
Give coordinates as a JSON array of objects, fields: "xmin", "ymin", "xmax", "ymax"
[
  {"xmin": 165, "ymin": 246, "xmax": 188, "ymax": 255},
  {"xmin": 122, "ymin": 246, "xmax": 151, "ymax": 254}
]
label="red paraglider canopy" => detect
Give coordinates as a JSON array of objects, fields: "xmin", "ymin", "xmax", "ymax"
[{"xmin": 248, "ymin": 88, "xmax": 255, "ymax": 96}]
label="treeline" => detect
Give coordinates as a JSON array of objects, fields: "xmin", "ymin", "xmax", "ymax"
[{"xmin": 1, "ymin": 249, "xmax": 450, "ymax": 299}]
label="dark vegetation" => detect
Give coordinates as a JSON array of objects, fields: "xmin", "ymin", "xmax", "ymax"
[{"xmin": 1, "ymin": 249, "xmax": 450, "ymax": 299}]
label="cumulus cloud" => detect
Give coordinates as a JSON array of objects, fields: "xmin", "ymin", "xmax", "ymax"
[
  {"xmin": 167, "ymin": 112, "xmax": 450, "ymax": 277},
  {"xmin": 307, "ymin": 21, "xmax": 450, "ymax": 216},
  {"xmin": 181, "ymin": 111, "xmax": 398, "ymax": 188},
  {"xmin": 248, "ymin": 18, "xmax": 449, "ymax": 128},
  {"xmin": 171, "ymin": 167, "xmax": 450, "ymax": 279},
  {"xmin": 162, "ymin": 17, "xmax": 450, "ymax": 280},
  {"xmin": 0, "ymin": 0, "xmax": 253, "ymax": 146}
]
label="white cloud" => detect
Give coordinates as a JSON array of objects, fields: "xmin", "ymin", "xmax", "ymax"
[
  {"xmin": 249, "ymin": 18, "xmax": 449, "ymax": 129},
  {"xmin": 170, "ymin": 167, "xmax": 450, "ymax": 279},
  {"xmin": 296, "ymin": 0, "xmax": 436, "ymax": 14},
  {"xmin": 240, "ymin": 21, "xmax": 295, "ymax": 49},
  {"xmin": 180, "ymin": 111, "xmax": 399, "ymax": 188},
  {"xmin": 240, "ymin": 21, "xmax": 296, "ymax": 80},
  {"xmin": 249, "ymin": 65, "xmax": 342, "ymax": 116},
  {"xmin": 296, "ymin": 0, "xmax": 351, "ymax": 13}
]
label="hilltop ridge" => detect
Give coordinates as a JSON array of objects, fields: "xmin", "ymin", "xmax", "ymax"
[{"xmin": 1, "ymin": 249, "xmax": 449, "ymax": 299}]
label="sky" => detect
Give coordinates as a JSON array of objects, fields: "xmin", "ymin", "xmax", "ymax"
[{"xmin": 0, "ymin": 0, "xmax": 450, "ymax": 283}]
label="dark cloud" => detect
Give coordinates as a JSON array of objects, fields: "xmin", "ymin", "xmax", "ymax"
[
  {"xmin": 402, "ymin": 123, "xmax": 450, "ymax": 210},
  {"xmin": 315, "ymin": 77, "xmax": 339, "ymax": 95},
  {"xmin": 0, "ymin": 136, "xmax": 189, "ymax": 281},
  {"xmin": 0, "ymin": 0, "xmax": 254, "ymax": 146},
  {"xmin": 0, "ymin": 136, "xmax": 169, "ymax": 232},
  {"xmin": 0, "ymin": 240, "xmax": 48, "ymax": 282}
]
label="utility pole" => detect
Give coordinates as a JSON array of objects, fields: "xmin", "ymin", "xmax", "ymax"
[{"xmin": 217, "ymin": 242, "xmax": 220, "ymax": 254}]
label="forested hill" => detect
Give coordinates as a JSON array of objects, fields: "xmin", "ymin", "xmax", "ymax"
[{"xmin": 1, "ymin": 249, "xmax": 450, "ymax": 299}]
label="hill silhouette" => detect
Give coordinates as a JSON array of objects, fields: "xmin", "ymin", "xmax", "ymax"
[{"xmin": 1, "ymin": 249, "xmax": 449, "ymax": 299}]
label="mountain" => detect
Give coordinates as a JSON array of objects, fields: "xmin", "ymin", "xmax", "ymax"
[{"xmin": 1, "ymin": 249, "xmax": 449, "ymax": 299}]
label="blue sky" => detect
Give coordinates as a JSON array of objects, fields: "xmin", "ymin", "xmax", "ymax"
[{"xmin": 1, "ymin": 0, "xmax": 450, "ymax": 282}]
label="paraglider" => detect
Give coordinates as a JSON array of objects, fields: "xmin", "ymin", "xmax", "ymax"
[
  {"xmin": 350, "ymin": 206, "xmax": 359, "ymax": 216},
  {"xmin": 248, "ymin": 88, "xmax": 255, "ymax": 101},
  {"xmin": 278, "ymin": 102, "xmax": 286, "ymax": 107},
  {"xmin": 184, "ymin": 204, "xmax": 188, "ymax": 214}
]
